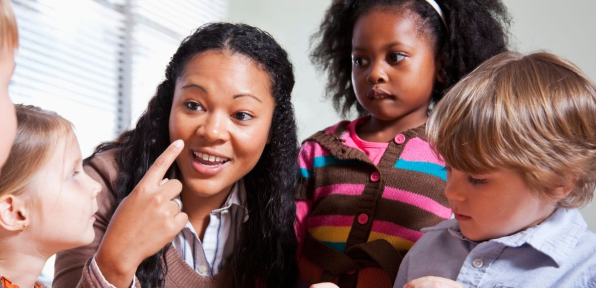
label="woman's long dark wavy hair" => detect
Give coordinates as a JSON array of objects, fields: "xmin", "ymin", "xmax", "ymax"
[
  {"xmin": 88, "ymin": 22, "xmax": 298, "ymax": 288},
  {"xmin": 311, "ymin": 0, "xmax": 511, "ymax": 117}
]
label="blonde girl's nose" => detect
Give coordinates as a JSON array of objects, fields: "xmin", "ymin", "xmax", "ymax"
[{"xmin": 87, "ymin": 174, "xmax": 102, "ymax": 197}]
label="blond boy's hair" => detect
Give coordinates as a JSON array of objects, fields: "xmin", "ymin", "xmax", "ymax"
[
  {"xmin": 428, "ymin": 51, "xmax": 596, "ymax": 208},
  {"xmin": 0, "ymin": 105, "xmax": 73, "ymax": 198},
  {"xmin": 0, "ymin": 0, "xmax": 18, "ymax": 49}
]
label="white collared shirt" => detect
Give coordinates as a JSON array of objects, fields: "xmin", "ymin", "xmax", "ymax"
[{"xmin": 171, "ymin": 180, "xmax": 248, "ymax": 276}]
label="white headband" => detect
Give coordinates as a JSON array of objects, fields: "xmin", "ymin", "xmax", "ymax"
[{"xmin": 424, "ymin": 0, "xmax": 447, "ymax": 27}]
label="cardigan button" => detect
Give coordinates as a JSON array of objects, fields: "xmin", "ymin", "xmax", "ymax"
[
  {"xmin": 357, "ymin": 213, "xmax": 369, "ymax": 225},
  {"xmin": 370, "ymin": 171, "xmax": 380, "ymax": 182},
  {"xmin": 394, "ymin": 134, "xmax": 406, "ymax": 144}
]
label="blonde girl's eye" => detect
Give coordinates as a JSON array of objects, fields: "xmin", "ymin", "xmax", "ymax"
[
  {"xmin": 184, "ymin": 101, "xmax": 204, "ymax": 111},
  {"xmin": 389, "ymin": 53, "xmax": 405, "ymax": 63},
  {"xmin": 234, "ymin": 112, "xmax": 253, "ymax": 122},
  {"xmin": 70, "ymin": 170, "xmax": 80, "ymax": 180}
]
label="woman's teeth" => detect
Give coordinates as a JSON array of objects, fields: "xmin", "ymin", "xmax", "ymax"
[{"xmin": 193, "ymin": 151, "xmax": 228, "ymax": 163}]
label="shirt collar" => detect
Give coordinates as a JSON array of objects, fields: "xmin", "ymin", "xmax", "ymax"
[
  {"xmin": 210, "ymin": 179, "xmax": 249, "ymax": 222},
  {"xmin": 444, "ymin": 208, "xmax": 587, "ymax": 267},
  {"xmin": 175, "ymin": 179, "xmax": 249, "ymax": 223}
]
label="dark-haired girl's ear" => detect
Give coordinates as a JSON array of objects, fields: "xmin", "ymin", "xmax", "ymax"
[
  {"xmin": 435, "ymin": 55, "xmax": 445, "ymax": 83},
  {"xmin": 0, "ymin": 195, "xmax": 29, "ymax": 232}
]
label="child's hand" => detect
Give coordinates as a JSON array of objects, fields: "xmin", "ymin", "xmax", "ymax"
[
  {"xmin": 310, "ymin": 283, "xmax": 340, "ymax": 288},
  {"xmin": 95, "ymin": 140, "xmax": 188, "ymax": 287},
  {"xmin": 404, "ymin": 276, "xmax": 464, "ymax": 288}
]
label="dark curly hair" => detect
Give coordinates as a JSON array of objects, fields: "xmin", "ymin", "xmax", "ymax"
[
  {"xmin": 311, "ymin": 0, "xmax": 511, "ymax": 117},
  {"xmin": 88, "ymin": 22, "xmax": 298, "ymax": 288}
]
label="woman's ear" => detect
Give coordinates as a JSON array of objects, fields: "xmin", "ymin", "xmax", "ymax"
[{"xmin": 0, "ymin": 195, "xmax": 29, "ymax": 232}]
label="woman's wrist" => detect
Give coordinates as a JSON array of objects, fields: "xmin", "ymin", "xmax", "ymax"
[{"xmin": 95, "ymin": 247, "xmax": 137, "ymax": 288}]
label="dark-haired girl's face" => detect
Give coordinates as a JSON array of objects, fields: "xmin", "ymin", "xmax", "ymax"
[
  {"xmin": 351, "ymin": 9, "xmax": 438, "ymax": 129},
  {"xmin": 169, "ymin": 50, "xmax": 275, "ymax": 204}
]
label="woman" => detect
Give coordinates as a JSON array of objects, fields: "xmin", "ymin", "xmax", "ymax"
[{"xmin": 53, "ymin": 22, "xmax": 298, "ymax": 288}]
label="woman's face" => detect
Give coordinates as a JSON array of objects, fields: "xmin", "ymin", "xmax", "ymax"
[{"xmin": 169, "ymin": 50, "xmax": 275, "ymax": 200}]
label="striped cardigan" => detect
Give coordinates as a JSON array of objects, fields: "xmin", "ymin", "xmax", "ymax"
[{"xmin": 296, "ymin": 121, "xmax": 450, "ymax": 288}]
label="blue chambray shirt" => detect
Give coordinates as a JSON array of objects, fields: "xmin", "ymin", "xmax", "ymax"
[{"xmin": 394, "ymin": 208, "xmax": 596, "ymax": 288}]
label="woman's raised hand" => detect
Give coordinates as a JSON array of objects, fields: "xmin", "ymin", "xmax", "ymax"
[{"xmin": 95, "ymin": 140, "xmax": 188, "ymax": 287}]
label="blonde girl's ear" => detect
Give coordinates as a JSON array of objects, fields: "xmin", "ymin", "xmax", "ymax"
[{"xmin": 0, "ymin": 195, "xmax": 29, "ymax": 232}]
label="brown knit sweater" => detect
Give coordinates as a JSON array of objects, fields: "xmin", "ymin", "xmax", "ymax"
[{"xmin": 52, "ymin": 149, "xmax": 233, "ymax": 288}]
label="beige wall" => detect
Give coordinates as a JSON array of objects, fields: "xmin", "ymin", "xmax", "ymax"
[{"xmin": 227, "ymin": 0, "xmax": 596, "ymax": 230}]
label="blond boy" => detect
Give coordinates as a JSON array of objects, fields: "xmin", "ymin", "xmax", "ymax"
[
  {"xmin": 395, "ymin": 51, "xmax": 596, "ymax": 288},
  {"xmin": 0, "ymin": 0, "xmax": 18, "ymax": 169}
]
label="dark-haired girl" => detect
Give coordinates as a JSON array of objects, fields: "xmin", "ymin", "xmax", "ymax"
[
  {"xmin": 296, "ymin": 1, "xmax": 510, "ymax": 287},
  {"xmin": 54, "ymin": 22, "xmax": 298, "ymax": 288}
]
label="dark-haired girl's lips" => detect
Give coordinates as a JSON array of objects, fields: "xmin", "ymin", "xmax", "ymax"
[{"xmin": 367, "ymin": 88, "xmax": 393, "ymax": 99}]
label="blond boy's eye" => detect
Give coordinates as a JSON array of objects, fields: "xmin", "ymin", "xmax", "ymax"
[{"xmin": 467, "ymin": 176, "xmax": 487, "ymax": 185}]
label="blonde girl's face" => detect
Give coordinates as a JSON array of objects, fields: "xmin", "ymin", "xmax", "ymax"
[
  {"xmin": 29, "ymin": 133, "xmax": 101, "ymax": 255},
  {"xmin": 351, "ymin": 8, "xmax": 438, "ymax": 126}
]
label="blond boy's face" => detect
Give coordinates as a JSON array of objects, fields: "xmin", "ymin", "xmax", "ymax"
[
  {"xmin": 0, "ymin": 45, "xmax": 16, "ymax": 169},
  {"xmin": 444, "ymin": 166, "xmax": 558, "ymax": 242}
]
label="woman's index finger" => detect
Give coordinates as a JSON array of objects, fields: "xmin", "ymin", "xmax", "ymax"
[{"xmin": 142, "ymin": 140, "xmax": 184, "ymax": 186}]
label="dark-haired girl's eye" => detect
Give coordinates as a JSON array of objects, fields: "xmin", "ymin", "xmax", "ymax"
[
  {"xmin": 185, "ymin": 101, "xmax": 204, "ymax": 111},
  {"xmin": 389, "ymin": 53, "xmax": 405, "ymax": 63},
  {"xmin": 234, "ymin": 112, "xmax": 253, "ymax": 121},
  {"xmin": 352, "ymin": 57, "xmax": 364, "ymax": 66}
]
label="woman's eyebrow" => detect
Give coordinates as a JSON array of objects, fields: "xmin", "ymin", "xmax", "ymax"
[
  {"xmin": 181, "ymin": 84, "xmax": 207, "ymax": 93},
  {"xmin": 233, "ymin": 94, "xmax": 262, "ymax": 103}
]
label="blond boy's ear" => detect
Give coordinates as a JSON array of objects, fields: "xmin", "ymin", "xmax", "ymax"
[{"xmin": 0, "ymin": 195, "xmax": 29, "ymax": 232}]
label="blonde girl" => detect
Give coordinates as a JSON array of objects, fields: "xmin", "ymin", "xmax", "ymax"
[{"xmin": 0, "ymin": 105, "xmax": 101, "ymax": 288}]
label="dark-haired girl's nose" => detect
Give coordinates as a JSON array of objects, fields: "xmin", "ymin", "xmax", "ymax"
[{"xmin": 366, "ymin": 63, "xmax": 387, "ymax": 84}]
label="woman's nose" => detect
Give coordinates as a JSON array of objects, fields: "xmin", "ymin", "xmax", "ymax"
[{"xmin": 197, "ymin": 112, "xmax": 229, "ymax": 143}]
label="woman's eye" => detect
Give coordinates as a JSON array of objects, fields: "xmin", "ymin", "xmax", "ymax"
[
  {"xmin": 234, "ymin": 112, "xmax": 253, "ymax": 121},
  {"xmin": 389, "ymin": 53, "xmax": 405, "ymax": 63},
  {"xmin": 185, "ymin": 101, "xmax": 203, "ymax": 111}
]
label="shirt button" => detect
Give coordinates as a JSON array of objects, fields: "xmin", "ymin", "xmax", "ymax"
[
  {"xmin": 221, "ymin": 209, "xmax": 229, "ymax": 215},
  {"xmin": 394, "ymin": 134, "xmax": 406, "ymax": 144},
  {"xmin": 357, "ymin": 213, "xmax": 369, "ymax": 225},
  {"xmin": 370, "ymin": 171, "xmax": 380, "ymax": 182},
  {"xmin": 472, "ymin": 258, "xmax": 483, "ymax": 268},
  {"xmin": 198, "ymin": 265, "xmax": 208, "ymax": 274}
]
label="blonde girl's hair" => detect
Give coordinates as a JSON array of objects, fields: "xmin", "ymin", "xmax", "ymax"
[
  {"xmin": 428, "ymin": 51, "xmax": 596, "ymax": 208},
  {"xmin": 0, "ymin": 105, "xmax": 73, "ymax": 198},
  {"xmin": 0, "ymin": 0, "xmax": 18, "ymax": 49}
]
